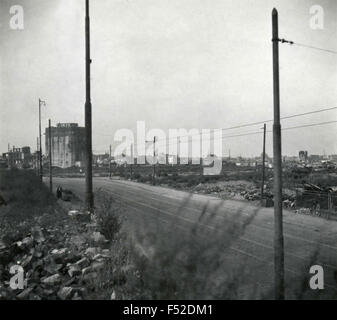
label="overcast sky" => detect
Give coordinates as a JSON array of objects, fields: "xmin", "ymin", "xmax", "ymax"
[{"xmin": 0, "ymin": 0, "xmax": 336, "ymax": 157}]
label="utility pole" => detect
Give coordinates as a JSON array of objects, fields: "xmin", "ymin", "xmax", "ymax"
[
  {"xmin": 328, "ymin": 192, "xmax": 332, "ymax": 211},
  {"xmin": 153, "ymin": 137, "xmax": 156, "ymax": 185},
  {"xmin": 272, "ymin": 8, "xmax": 285, "ymax": 300},
  {"xmin": 177, "ymin": 137, "xmax": 180, "ymax": 165},
  {"xmin": 261, "ymin": 123, "xmax": 266, "ymax": 201},
  {"xmin": 109, "ymin": 144, "xmax": 112, "ymax": 179},
  {"xmin": 48, "ymin": 119, "xmax": 53, "ymax": 193},
  {"xmin": 7, "ymin": 143, "xmax": 10, "ymax": 169},
  {"xmin": 36, "ymin": 137, "xmax": 39, "ymax": 176},
  {"xmin": 85, "ymin": 0, "xmax": 94, "ymax": 212},
  {"xmin": 38, "ymin": 98, "xmax": 46, "ymax": 182},
  {"xmin": 130, "ymin": 143, "xmax": 133, "ymax": 180},
  {"xmin": 200, "ymin": 156, "xmax": 203, "ymax": 176}
]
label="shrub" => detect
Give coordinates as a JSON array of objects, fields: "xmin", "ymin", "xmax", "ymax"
[
  {"xmin": 0, "ymin": 169, "xmax": 55, "ymax": 222},
  {"xmin": 94, "ymin": 189, "xmax": 124, "ymax": 241}
]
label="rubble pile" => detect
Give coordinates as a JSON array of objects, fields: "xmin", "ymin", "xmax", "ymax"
[
  {"xmin": 192, "ymin": 180, "xmax": 299, "ymax": 207},
  {"xmin": 0, "ymin": 212, "xmax": 114, "ymax": 300},
  {"xmin": 193, "ymin": 180, "xmax": 266, "ymax": 201}
]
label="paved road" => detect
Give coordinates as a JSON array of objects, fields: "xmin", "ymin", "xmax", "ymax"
[{"xmin": 52, "ymin": 177, "xmax": 337, "ymax": 299}]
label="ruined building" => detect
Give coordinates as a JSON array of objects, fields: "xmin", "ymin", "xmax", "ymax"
[
  {"xmin": 45, "ymin": 123, "xmax": 86, "ymax": 168},
  {"xmin": 2, "ymin": 146, "xmax": 32, "ymax": 168}
]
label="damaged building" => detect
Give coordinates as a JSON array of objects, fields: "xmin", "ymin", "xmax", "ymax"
[
  {"xmin": 45, "ymin": 123, "xmax": 86, "ymax": 168},
  {"xmin": 2, "ymin": 146, "xmax": 32, "ymax": 168}
]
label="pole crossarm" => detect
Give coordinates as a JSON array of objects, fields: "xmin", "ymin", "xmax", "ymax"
[{"xmin": 272, "ymin": 38, "xmax": 294, "ymax": 45}]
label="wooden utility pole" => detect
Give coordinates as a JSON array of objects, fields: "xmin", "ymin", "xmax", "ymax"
[
  {"xmin": 48, "ymin": 119, "xmax": 53, "ymax": 193},
  {"xmin": 177, "ymin": 137, "xmax": 180, "ymax": 165},
  {"xmin": 272, "ymin": 8, "xmax": 285, "ymax": 300},
  {"xmin": 153, "ymin": 137, "xmax": 156, "ymax": 185},
  {"xmin": 7, "ymin": 143, "xmax": 10, "ymax": 169},
  {"xmin": 38, "ymin": 98, "xmax": 46, "ymax": 182},
  {"xmin": 109, "ymin": 145, "xmax": 112, "ymax": 179},
  {"xmin": 328, "ymin": 192, "xmax": 332, "ymax": 211},
  {"xmin": 261, "ymin": 123, "xmax": 266, "ymax": 201},
  {"xmin": 36, "ymin": 137, "xmax": 39, "ymax": 176},
  {"xmin": 85, "ymin": 0, "xmax": 94, "ymax": 212},
  {"xmin": 130, "ymin": 143, "xmax": 133, "ymax": 180}
]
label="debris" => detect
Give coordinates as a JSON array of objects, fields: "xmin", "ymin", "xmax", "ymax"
[
  {"xmin": 72, "ymin": 292, "xmax": 82, "ymax": 300},
  {"xmin": 31, "ymin": 226, "xmax": 46, "ymax": 244},
  {"xmin": 91, "ymin": 232, "xmax": 107, "ymax": 244},
  {"xmin": 57, "ymin": 287, "xmax": 74, "ymax": 300},
  {"xmin": 68, "ymin": 210, "xmax": 90, "ymax": 222},
  {"xmin": 0, "ymin": 195, "xmax": 116, "ymax": 300},
  {"xmin": 85, "ymin": 247, "xmax": 101, "ymax": 259},
  {"xmin": 75, "ymin": 257, "xmax": 90, "ymax": 269},
  {"xmin": 16, "ymin": 287, "xmax": 33, "ymax": 300},
  {"xmin": 67, "ymin": 264, "xmax": 81, "ymax": 277},
  {"xmin": 42, "ymin": 274, "xmax": 61, "ymax": 285}
]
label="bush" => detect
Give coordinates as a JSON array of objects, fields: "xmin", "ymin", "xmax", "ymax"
[
  {"xmin": 111, "ymin": 203, "xmax": 262, "ymax": 300},
  {"xmin": 133, "ymin": 173, "xmax": 141, "ymax": 180},
  {"xmin": 94, "ymin": 189, "xmax": 124, "ymax": 241},
  {"xmin": 0, "ymin": 169, "xmax": 55, "ymax": 222}
]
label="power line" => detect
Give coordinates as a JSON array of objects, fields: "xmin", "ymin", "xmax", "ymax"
[
  {"xmin": 221, "ymin": 119, "xmax": 337, "ymax": 139},
  {"xmin": 95, "ymin": 119, "xmax": 337, "ymax": 153},
  {"xmin": 277, "ymin": 38, "xmax": 337, "ymax": 55},
  {"xmin": 282, "ymin": 120, "xmax": 337, "ymax": 132},
  {"xmin": 94, "ymin": 106, "xmax": 337, "ymax": 145},
  {"xmin": 292, "ymin": 42, "xmax": 337, "ymax": 55},
  {"xmin": 220, "ymin": 106, "xmax": 337, "ymax": 132},
  {"xmin": 206, "ymin": 119, "xmax": 337, "ymax": 142}
]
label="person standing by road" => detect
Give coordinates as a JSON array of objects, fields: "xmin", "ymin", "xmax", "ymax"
[{"xmin": 56, "ymin": 186, "xmax": 63, "ymax": 199}]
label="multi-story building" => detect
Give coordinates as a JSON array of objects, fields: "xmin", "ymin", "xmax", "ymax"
[
  {"xmin": 2, "ymin": 146, "xmax": 32, "ymax": 168},
  {"xmin": 45, "ymin": 123, "xmax": 86, "ymax": 168},
  {"xmin": 299, "ymin": 150, "xmax": 308, "ymax": 162}
]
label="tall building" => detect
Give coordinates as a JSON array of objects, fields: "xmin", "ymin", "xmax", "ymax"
[
  {"xmin": 45, "ymin": 123, "xmax": 86, "ymax": 168},
  {"xmin": 21, "ymin": 146, "xmax": 32, "ymax": 168},
  {"xmin": 3, "ymin": 147, "xmax": 22, "ymax": 168},
  {"xmin": 299, "ymin": 150, "xmax": 308, "ymax": 162}
]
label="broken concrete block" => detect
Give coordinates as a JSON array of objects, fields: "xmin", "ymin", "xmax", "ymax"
[
  {"xmin": 57, "ymin": 287, "xmax": 74, "ymax": 300},
  {"xmin": 42, "ymin": 274, "xmax": 61, "ymax": 285}
]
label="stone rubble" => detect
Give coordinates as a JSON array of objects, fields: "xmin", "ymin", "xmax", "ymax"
[{"xmin": 0, "ymin": 211, "xmax": 113, "ymax": 300}]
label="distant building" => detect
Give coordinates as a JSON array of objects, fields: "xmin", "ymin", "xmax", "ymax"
[
  {"xmin": 283, "ymin": 155, "xmax": 298, "ymax": 163},
  {"xmin": 328, "ymin": 155, "xmax": 337, "ymax": 163},
  {"xmin": 3, "ymin": 147, "xmax": 22, "ymax": 168},
  {"xmin": 309, "ymin": 154, "xmax": 321, "ymax": 163},
  {"xmin": 45, "ymin": 123, "xmax": 86, "ymax": 168},
  {"xmin": 299, "ymin": 150, "xmax": 308, "ymax": 162},
  {"xmin": 21, "ymin": 146, "xmax": 32, "ymax": 168},
  {"xmin": 1, "ymin": 146, "xmax": 32, "ymax": 169},
  {"xmin": 93, "ymin": 153, "xmax": 110, "ymax": 166}
]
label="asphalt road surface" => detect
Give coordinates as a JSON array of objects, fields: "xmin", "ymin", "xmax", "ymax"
[{"xmin": 51, "ymin": 177, "xmax": 337, "ymax": 299}]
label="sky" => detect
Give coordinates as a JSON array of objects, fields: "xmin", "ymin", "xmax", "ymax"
[{"xmin": 0, "ymin": 0, "xmax": 336, "ymax": 157}]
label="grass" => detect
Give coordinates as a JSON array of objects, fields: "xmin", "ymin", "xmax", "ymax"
[
  {"xmin": 91, "ymin": 191, "xmax": 268, "ymax": 299},
  {"xmin": 90, "ymin": 189, "xmax": 337, "ymax": 300},
  {"xmin": 2, "ymin": 169, "xmax": 335, "ymax": 299},
  {"xmin": 0, "ymin": 169, "xmax": 55, "ymax": 220},
  {"xmin": 0, "ymin": 169, "xmax": 58, "ymax": 244},
  {"xmin": 94, "ymin": 189, "xmax": 125, "ymax": 241}
]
